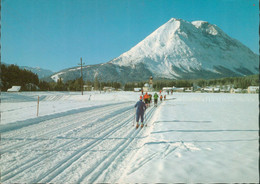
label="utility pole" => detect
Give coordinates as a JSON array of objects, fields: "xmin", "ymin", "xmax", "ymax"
[
  {"xmin": 78, "ymin": 57, "xmax": 85, "ymax": 95},
  {"xmin": 99, "ymin": 76, "xmax": 102, "ymax": 94}
]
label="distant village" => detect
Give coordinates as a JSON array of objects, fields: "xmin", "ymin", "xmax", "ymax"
[
  {"xmin": 132, "ymin": 76, "xmax": 259, "ymax": 94},
  {"xmin": 5, "ymin": 74, "xmax": 259, "ymax": 94}
]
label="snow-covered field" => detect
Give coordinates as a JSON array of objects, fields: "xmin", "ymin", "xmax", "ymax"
[{"xmin": 0, "ymin": 91, "xmax": 258, "ymax": 183}]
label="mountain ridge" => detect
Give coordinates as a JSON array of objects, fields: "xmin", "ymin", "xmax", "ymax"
[
  {"xmin": 1, "ymin": 62, "xmax": 55, "ymax": 79},
  {"xmin": 48, "ymin": 18, "xmax": 259, "ymax": 83}
]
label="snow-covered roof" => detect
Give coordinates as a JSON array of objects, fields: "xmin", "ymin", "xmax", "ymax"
[{"xmin": 7, "ymin": 86, "xmax": 21, "ymax": 92}]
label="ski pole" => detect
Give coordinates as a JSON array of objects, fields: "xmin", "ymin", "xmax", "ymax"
[
  {"xmin": 133, "ymin": 107, "xmax": 136, "ymax": 126},
  {"xmin": 145, "ymin": 110, "xmax": 147, "ymax": 127}
]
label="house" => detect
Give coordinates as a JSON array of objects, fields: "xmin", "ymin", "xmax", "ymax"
[
  {"xmin": 213, "ymin": 87, "xmax": 220, "ymax": 93},
  {"xmin": 143, "ymin": 76, "xmax": 154, "ymax": 92},
  {"xmin": 134, "ymin": 88, "xmax": 142, "ymax": 92},
  {"xmin": 7, "ymin": 86, "xmax": 21, "ymax": 92},
  {"xmin": 172, "ymin": 87, "xmax": 184, "ymax": 92},
  {"xmin": 143, "ymin": 83, "xmax": 154, "ymax": 92},
  {"xmin": 162, "ymin": 87, "xmax": 173, "ymax": 93},
  {"xmin": 203, "ymin": 87, "xmax": 214, "ymax": 93},
  {"xmin": 220, "ymin": 85, "xmax": 232, "ymax": 93},
  {"xmin": 230, "ymin": 88, "xmax": 242, "ymax": 93},
  {"xmin": 185, "ymin": 88, "xmax": 192, "ymax": 92},
  {"xmin": 248, "ymin": 86, "xmax": 259, "ymax": 93},
  {"xmin": 103, "ymin": 87, "xmax": 115, "ymax": 92},
  {"xmin": 83, "ymin": 85, "xmax": 93, "ymax": 91},
  {"xmin": 193, "ymin": 86, "xmax": 202, "ymax": 92}
]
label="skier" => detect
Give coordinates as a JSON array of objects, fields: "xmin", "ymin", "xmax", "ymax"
[
  {"xmin": 143, "ymin": 92, "xmax": 149, "ymax": 107},
  {"xmin": 149, "ymin": 94, "xmax": 153, "ymax": 105},
  {"xmin": 154, "ymin": 92, "xmax": 158, "ymax": 107},
  {"xmin": 160, "ymin": 95, "xmax": 163, "ymax": 102},
  {"xmin": 148, "ymin": 94, "xmax": 151, "ymax": 107},
  {"xmin": 164, "ymin": 95, "xmax": 166, "ymax": 100},
  {"xmin": 134, "ymin": 96, "xmax": 146, "ymax": 128}
]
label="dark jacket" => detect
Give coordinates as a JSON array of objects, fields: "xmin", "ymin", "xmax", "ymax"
[{"xmin": 135, "ymin": 100, "xmax": 146, "ymax": 114}]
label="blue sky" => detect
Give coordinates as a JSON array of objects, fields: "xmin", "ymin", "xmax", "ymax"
[{"xmin": 2, "ymin": 0, "xmax": 259, "ymax": 72}]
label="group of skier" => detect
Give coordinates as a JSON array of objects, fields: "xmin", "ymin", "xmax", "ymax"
[{"xmin": 134, "ymin": 91, "xmax": 167, "ymax": 129}]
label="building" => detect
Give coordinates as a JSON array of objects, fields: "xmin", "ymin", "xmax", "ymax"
[
  {"xmin": 184, "ymin": 88, "xmax": 193, "ymax": 92},
  {"xmin": 203, "ymin": 87, "xmax": 214, "ymax": 93},
  {"xmin": 143, "ymin": 83, "xmax": 150, "ymax": 92},
  {"xmin": 230, "ymin": 88, "xmax": 242, "ymax": 93},
  {"xmin": 149, "ymin": 76, "xmax": 153, "ymax": 88},
  {"xmin": 83, "ymin": 85, "xmax": 93, "ymax": 91},
  {"xmin": 162, "ymin": 87, "xmax": 173, "ymax": 93},
  {"xmin": 134, "ymin": 88, "xmax": 142, "ymax": 92},
  {"xmin": 103, "ymin": 87, "xmax": 115, "ymax": 92},
  {"xmin": 248, "ymin": 86, "xmax": 259, "ymax": 93},
  {"xmin": 143, "ymin": 76, "xmax": 154, "ymax": 92},
  {"xmin": 7, "ymin": 86, "xmax": 21, "ymax": 92},
  {"xmin": 172, "ymin": 87, "xmax": 184, "ymax": 92},
  {"xmin": 213, "ymin": 87, "xmax": 220, "ymax": 93}
]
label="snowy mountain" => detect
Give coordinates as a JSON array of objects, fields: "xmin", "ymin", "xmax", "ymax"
[
  {"xmin": 50, "ymin": 18, "xmax": 259, "ymax": 83},
  {"xmin": 19, "ymin": 66, "xmax": 54, "ymax": 79},
  {"xmin": 2, "ymin": 62, "xmax": 55, "ymax": 79}
]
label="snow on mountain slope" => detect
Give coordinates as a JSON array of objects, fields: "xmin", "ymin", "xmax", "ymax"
[
  {"xmin": 2, "ymin": 62, "xmax": 55, "ymax": 79},
  {"xmin": 20, "ymin": 66, "xmax": 55, "ymax": 79},
  {"xmin": 49, "ymin": 18, "xmax": 258, "ymax": 83},
  {"xmin": 110, "ymin": 18, "xmax": 259, "ymax": 79}
]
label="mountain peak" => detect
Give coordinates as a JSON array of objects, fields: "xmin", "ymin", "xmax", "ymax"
[
  {"xmin": 192, "ymin": 20, "xmax": 220, "ymax": 36},
  {"xmin": 168, "ymin": 17, "xmax": 181, "ymax": 23},
  {"xmin": 110, "ymin": 18, "xmax": 258, "ymax": 79},
  {"xmin": 168, "ymin": 17, "xmax": 187, "ymax": 23},
  {"xmin": 50, "ymin": 18, "xmax": 259, "ymax": 83}
]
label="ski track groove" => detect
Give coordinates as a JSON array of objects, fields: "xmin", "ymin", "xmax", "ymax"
[
  {"xmin": 162, "ymin": 144, "xmax": 178, "ymax": 158},
  {"xmin": 1, "ymin": 102, "xmax": 131, "ymax": 154},
  {"xmin": 2, "ymin": 101, "xmax": 160, "ymax": 183},
  {"xmin": 81, "ymin": 128, "xmax": 141, "ymax": 183},
  {"xmin": 127, "ymin": 152, "xmax": 159, "ymax": 175},
  {"xmin": 80, "ymin": 105, "xmax": 158, "ymax": 183},
  {"xmin": 2, "ymin": 102, "xmax": 128, "ymax": 139},
  {"xmin": 1, "ymin": 105, "xmax": 133, "ymax": 182},
  {"xmin": 37, "ymin": 108, "xmax": 136, "ymax": 183}
]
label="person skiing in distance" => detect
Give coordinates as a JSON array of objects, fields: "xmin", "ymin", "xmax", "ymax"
[
  {"xmin": 160, "ymin": 95, "xmax": 163, "ymax": 102},
  {"xmin": 148, "ymin": 94, "xmax": 151, "ymax": 107},
  {"xmin": 134, "ymin": 96, "xmax": 146, "ymax": 128},
  {"xmin": 164, "ymin": 94, "xmax": 166, "ymax": 100},
  {"xmin": 154, "ymin": 92, "xmax": 158, "ymax": 107},
  {"xmin": 144, "ymin": 92, "xmax": 149, "ymax": 107}
]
